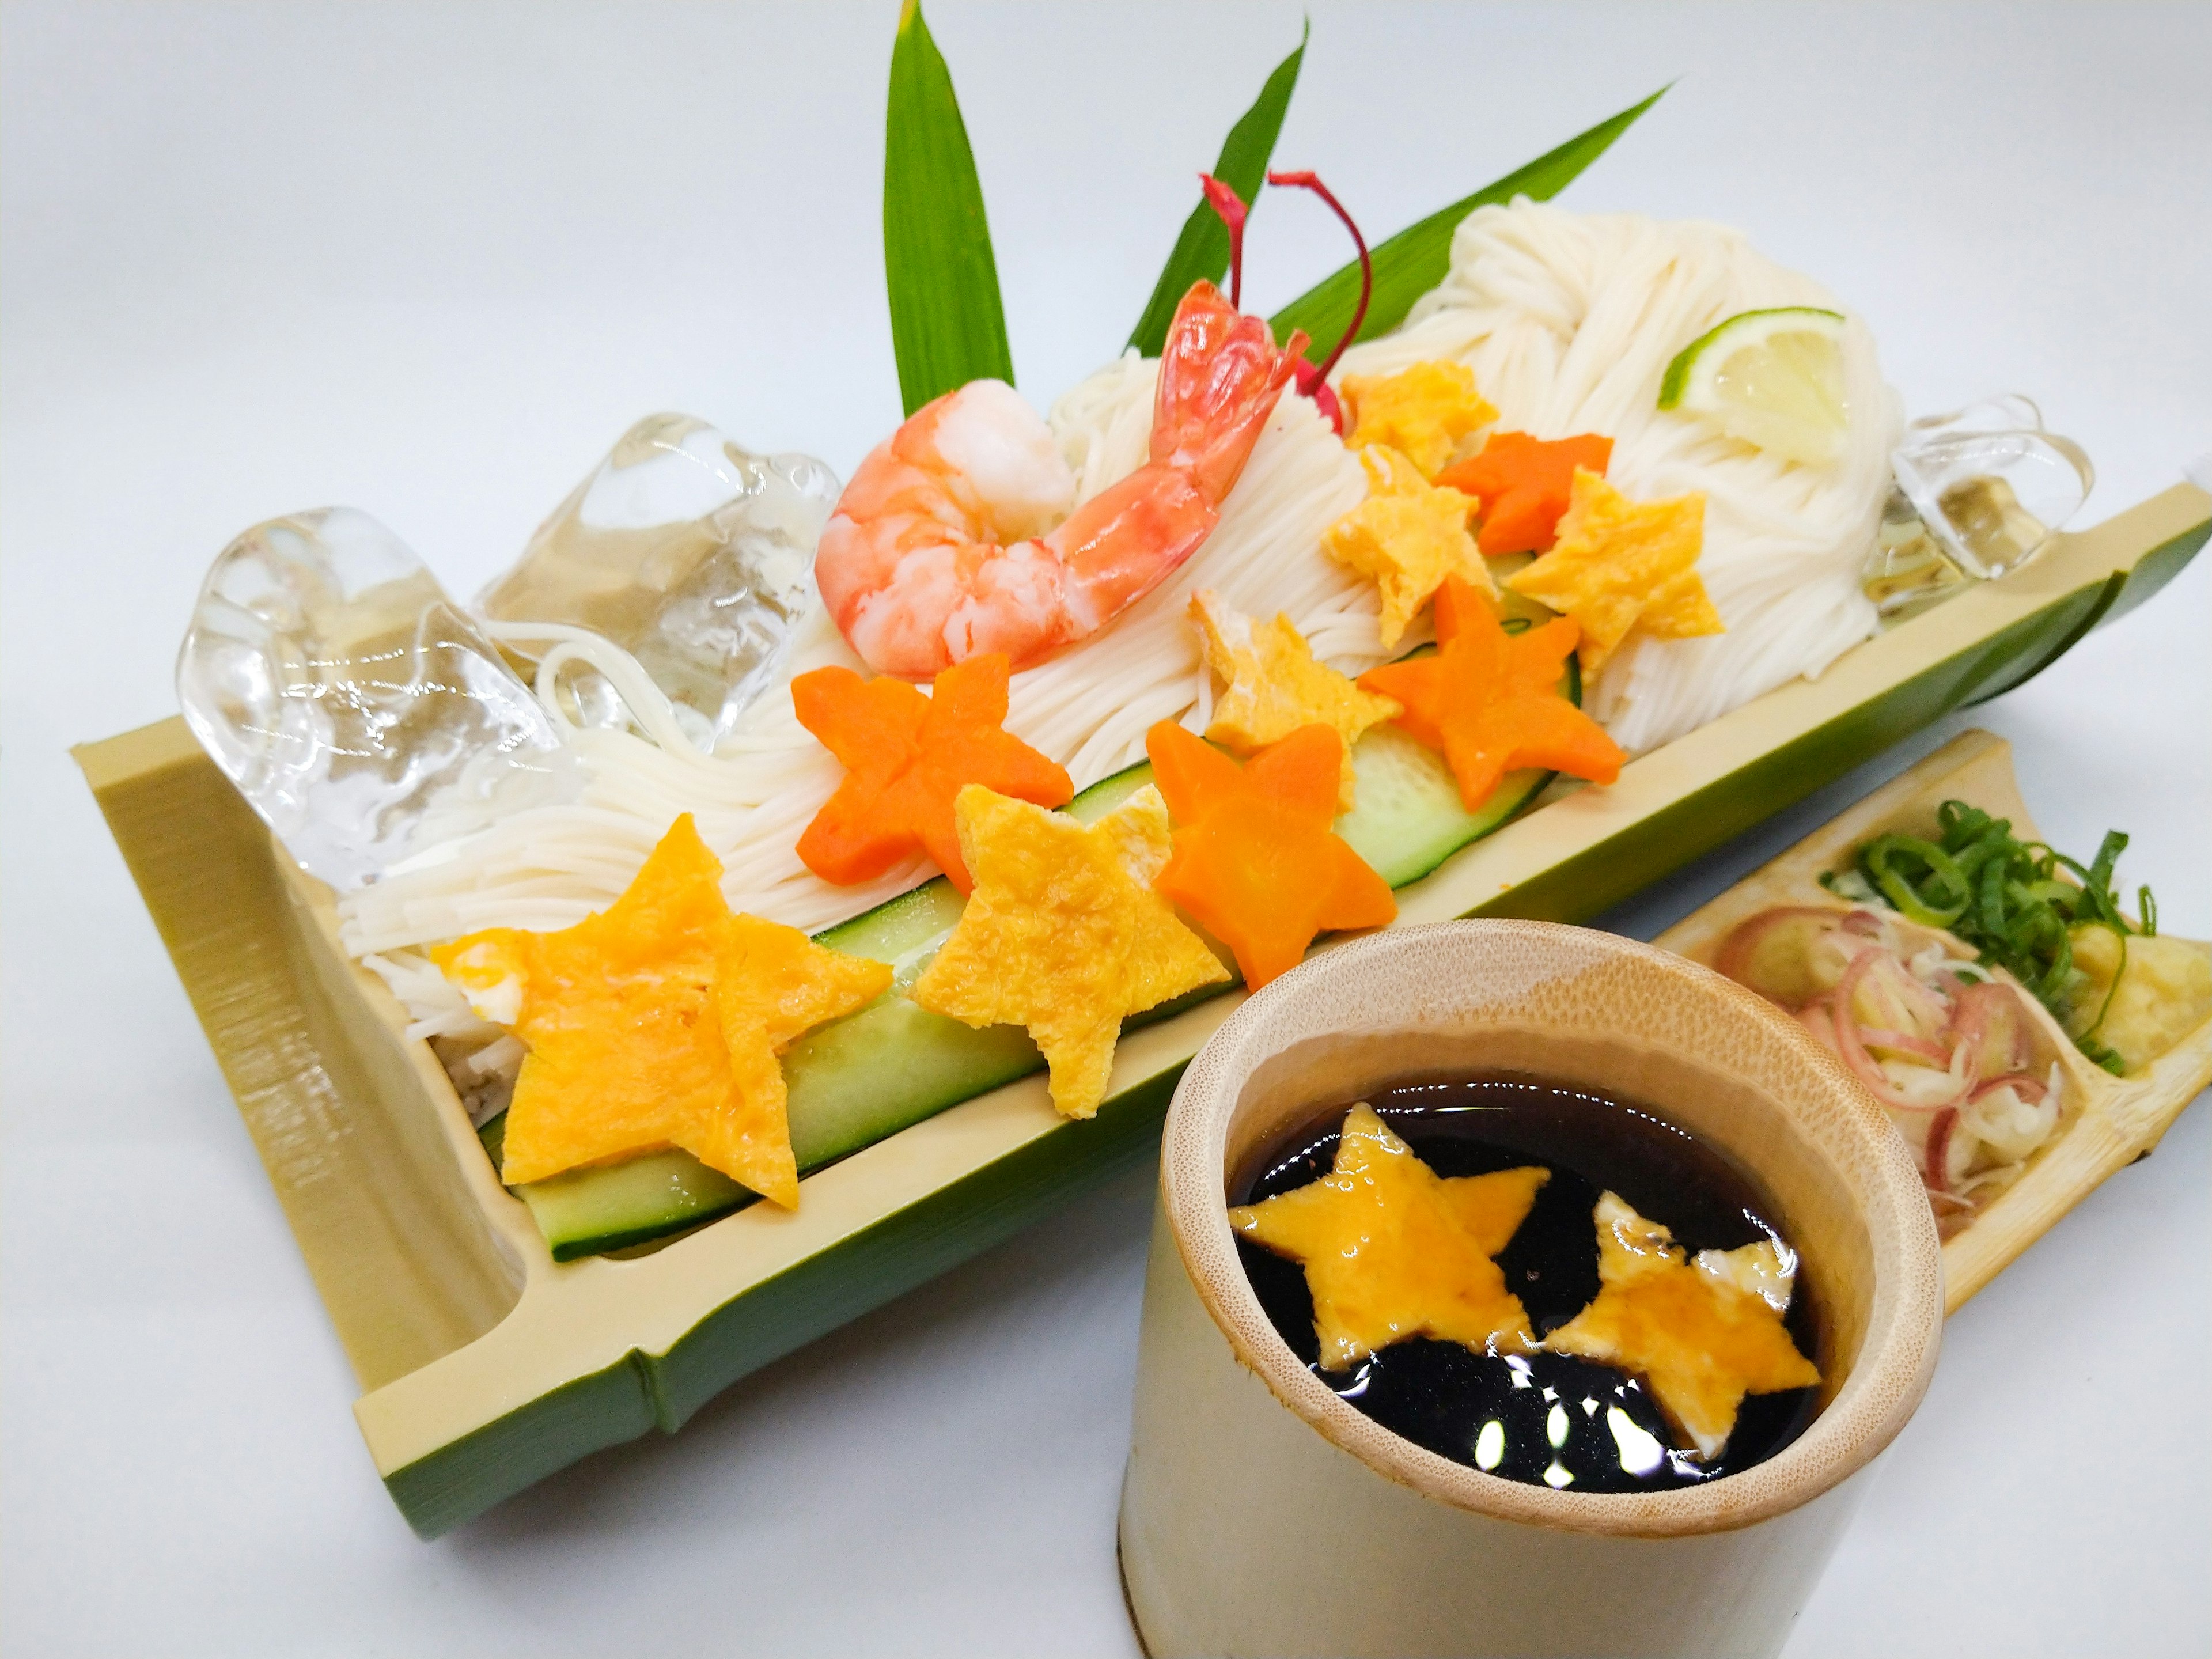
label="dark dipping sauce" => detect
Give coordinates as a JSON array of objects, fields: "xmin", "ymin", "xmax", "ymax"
[{"xmin": 1229, "ymin": 1074, "xmax": 1824, "ymax": 1493}]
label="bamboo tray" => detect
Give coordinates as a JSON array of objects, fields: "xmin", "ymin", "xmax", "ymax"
[
  {"xmin": 1654, "ymin": 726, "xmax": 2212, "ymax": 1315},
  {"xmin": 74, "ymin": 482, "xmax": 2209, "ymax": 1537}
]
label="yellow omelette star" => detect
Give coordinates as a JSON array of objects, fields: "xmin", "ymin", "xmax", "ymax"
[
  {"xmin": 1340, "ymin": 360, "xmax": 1500, "ymax": 477},
  {"xmin": 1546, "ymin": 1191, "xmax": 1820, "ymax": 1460},
  {"xmin": 910, "ymin": 783, "xmax": 1228, "ymax": 1119},
  {"xmin": 1229, "ymin": 1102, "xmax": 1548, "ymax": 1370},
  {"xmin": 1190, "ymin": 590, "xmax": 1400, "ymax": 811},
  {"xmin": 433, "ymin": 815, "xmax": 890, "ymax": 1207},
  {"xmin": 1505, "ymin": 468, "xmax": 1721, "ymax": 676},
  {"xmin": 1323, "ymin": 445, "xmax": 1496, "ymax": 652}
]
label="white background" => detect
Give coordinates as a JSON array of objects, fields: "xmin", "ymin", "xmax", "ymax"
[{"xmin": 3, "ymin": 3, "xmax": 2206, "ymax": 1654}]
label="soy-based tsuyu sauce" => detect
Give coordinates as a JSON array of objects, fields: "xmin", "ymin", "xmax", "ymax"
[{"xmin": 1229, "ymin": 1074, "xmax": 1824, "ymax": 1493}]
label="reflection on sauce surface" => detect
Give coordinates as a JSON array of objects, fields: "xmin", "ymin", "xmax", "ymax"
[{"xmin": 1228, "ymin": 1075, "xmax": 1823, "ymax": 1493}]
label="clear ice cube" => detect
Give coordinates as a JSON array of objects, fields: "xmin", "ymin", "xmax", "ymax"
[
  {"xmin": 177, "ymin": 506, "xmax": 577, "ymax": 890},
  {"xmin": 477, "ymin": 413, "xmax": 839, "ymax": 749},
  {"xmin": 1889, "ymin": 396, "xmax": 2093, "ymax": 579},
  {"xmin": 1867, "ymin": 395, "xmax": 2094, "ymax": 622}
]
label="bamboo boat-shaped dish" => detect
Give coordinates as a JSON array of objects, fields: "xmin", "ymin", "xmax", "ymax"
[
  {"xmin": 74, "ymin": 483, "xmax": 2210, "ymax": 1536},
  {"xmin": 1656, "ymin": 726, "xmax": 2212, "ymax": 1314}
]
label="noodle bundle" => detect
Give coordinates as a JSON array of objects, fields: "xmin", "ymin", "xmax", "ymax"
[{"xmin": 345, "ymin": 198, "xmax": 1895, "ymax": 1039}]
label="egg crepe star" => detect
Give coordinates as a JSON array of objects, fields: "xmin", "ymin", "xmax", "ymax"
[
  {"xmin": 1230, "ymin": 1102, "xmax": 1548, "ymax": 1370},
  {"xmin": 1545, "ymin": 1191, "xmax": 1820, "ymax": 1460},
  {"xmin": 1323, "ymin": 445, "xmax": 1494, "ymax": 652},
  {"xmin": 1190, "ymin": 590, "xmax": 1400, "ymax": 810},
  {"xmin": 910, "ymin": 784, "xmax": 1229, "ymax": 1119},
  {"xmin": 1505, "ymin": 469, "xmax": 1720, "ymax": 675},
  {"xmin": 1340, "ymin": 360, "xmax": 1500, "ymax": 477},
  {"xmin": 434, "ymin": 815, "xmax": 891, "ymax": 1206},
  {"xmin": 1146, "ymin": 721, "xmax": 1395, "ymax": 991}
]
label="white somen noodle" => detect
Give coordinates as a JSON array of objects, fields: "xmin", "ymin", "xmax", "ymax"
[{"xmin": 344, "ymin": 198, "xmax": 1895, "ymax": 1047}]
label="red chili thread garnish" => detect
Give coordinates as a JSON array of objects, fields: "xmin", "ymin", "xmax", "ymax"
[
  {"xmin": 1199, "ymin": 174, "xmax": 1249, "ymax": 311},
  {"xmin": 1266, "ymin": 169, "xmax": 1370, "ymax": 434},
  {"xmin": 1198, "ymin": 169, "xmax": 1372, "ymax": 436},
  {"xmin": 1267, "ymin": 170, "xmax": 1370, "ymax": 380}
]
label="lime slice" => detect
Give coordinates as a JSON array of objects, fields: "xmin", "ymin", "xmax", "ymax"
[{"xmin": 1658, "ymin": 307, "xmax": 1849, "ymax": 466}]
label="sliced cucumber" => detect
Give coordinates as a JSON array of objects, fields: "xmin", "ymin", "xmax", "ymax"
[
  {"xmin": 488, "ymin": 606, "xmax": 1584, "ymax": 1260},
  {"xmin": 484, "ymin": 1112, "xmax": 752, "ymax": 1260},
  {"xmin": 1336, "ymin": 727, "xmax": 1551, "ymax": 888}
]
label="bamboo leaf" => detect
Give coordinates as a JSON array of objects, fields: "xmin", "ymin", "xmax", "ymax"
[
  {"xmin": 1126, "ymin": 24, "xmax": 1308, "ymax": 357},
  {"xmin": 884, "ymin": 0, "xmax": 1013, "ymax": 416},
  {"xmin": 1271, "ymin": 85, "xmax": 1668, "ymax": 353}
]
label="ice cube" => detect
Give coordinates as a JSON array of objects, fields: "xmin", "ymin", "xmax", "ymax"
[
  {"xmin": 477, "ymin": 414, "xmax": 838, "ymax": 749},
  {"xmin": 1888, "ymin": 396, "xmax": 2093, "ymax": 580},
  {"xmin": 177, "ymin": 507, "xmax": 577, "ymax": 890}
]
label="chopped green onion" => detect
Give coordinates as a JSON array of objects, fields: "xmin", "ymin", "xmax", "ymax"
[
  {"xmin": 1844, "ymin": 797, "xmax": 2158, "ymax": 1071},
  {"xmin": 1862, "ymin": 834, "xmax": 1970, "ymax": 927}
]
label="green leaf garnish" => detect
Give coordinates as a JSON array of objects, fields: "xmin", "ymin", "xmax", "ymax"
[
  {"xmin": 884, "ymin": 0, "xmax": 1014, "ymax": 416},
  {"xmin": 1838, "ymin": 799, "xmax": 2158, "ymax": 1070},
  {"xmin": 1126, "ymin": 24, "xmax": 1308, "ymax": 357},
  {"xmin": 1270, "ymin": 85, "xmax": 1668, "ymax": 351}
]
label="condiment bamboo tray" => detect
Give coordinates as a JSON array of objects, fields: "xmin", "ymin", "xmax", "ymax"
[
  {"xmin": 1654, "ymin": 726, "xmax": 2212, "ymax": 1315},
  {"xmin": 74, "ymin": 482, "xmax": 2209, "ymax": 1537}
]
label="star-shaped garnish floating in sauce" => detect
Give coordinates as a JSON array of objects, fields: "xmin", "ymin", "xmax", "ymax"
[
  {"xmin": 435, "ymin": 815, "xmax": 891, "ymax": 1207},
  {"xmin": 793, "ymin": 651, "xmax": 1073, "ymax": 895},
  {"xmin": 1505, "ymin": 468, "xmax": 1720, "ymax": 675},
  {"xmin": 1546, "ymin": 1191, "xmax": 1820, "ymax": 1460},
  {"xmin": 1190, "ymin": 590, "xmax": 1400, "ymax": 811},
  {"xmin": 1340, "ymin": 360, "xmax": 1500, "ymax": 477},
  {"xmin": 1323, "ymin": 445, "xmax": 1494, "ymax": 651},
  {"xmin": 1230, "ymin": 1103, "xmax": 1548, "ymax": 1371},
  {"xmin": 1357, "ymin": 575, "xmax": 1626, "ymax": 814},
  {"xmin": 910, "ymin": 783, "xmax": 1228, "ymax": 1119},
  {"xmin": 1146, "ymin": 720, "xmax": 1395, "ymax": 991}
]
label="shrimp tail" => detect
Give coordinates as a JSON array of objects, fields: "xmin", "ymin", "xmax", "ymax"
[{"xmin": 1152, "ymin": 280, "xmax": 1308, "ymax": 502}]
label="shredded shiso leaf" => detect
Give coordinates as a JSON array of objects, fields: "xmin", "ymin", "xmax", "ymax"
[{"xmin": 1823, "ymin": 799, "xmax": 2157, "ymax": 1075}]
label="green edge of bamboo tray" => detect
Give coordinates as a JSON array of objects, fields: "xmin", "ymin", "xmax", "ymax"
[
  {"xmin": 74, "ymin": 496, "xmax": 2210, "ymax": 1539},
  {"xmin": 384, "ymin": 1064, "xmax": 1182, "ymax": 1539}
]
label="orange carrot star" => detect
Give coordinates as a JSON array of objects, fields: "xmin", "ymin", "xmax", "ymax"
[
  {"xmin": 1146, "ymin": 721, "xmax": 1396, "ymax": 991},
  {"xmin": 1435, "ymin": 430, "xmax": 1614, "ymax": 556},
  {"xmin": 794, "ymin": 652, "xmax": 1072, "ymax": 895},
  {"xmin": 1357, "ymin": 576, "xmax": 1626, "ymax": 813}
]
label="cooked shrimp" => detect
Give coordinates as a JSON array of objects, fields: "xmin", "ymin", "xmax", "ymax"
[{"xmin": 817, "ymin": 282, "xmax": 1306, "ymax": 677}]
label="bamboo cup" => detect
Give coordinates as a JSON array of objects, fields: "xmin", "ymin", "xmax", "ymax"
[{"xmin": 1119, "ymin": 921, "xmax": 1943, "ymax": 1659}]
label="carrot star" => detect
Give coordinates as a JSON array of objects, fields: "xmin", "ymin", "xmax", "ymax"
[
  {"xmin": 1147, "ymin": 720, "xmax": 1396, "ymax": 991},
  {"xmin": 1230, "ymin": 1103, "xmax": 1548, "ymax": 1370},
  {"xmin": 910, "ymin": 784, "xmax": 1229, "ymax": 1119},
  {"xmin": 1546, "ymin": 1192, "xmax": 1820, "ymax": 1460},
  {"xmin": 1504, "ymin": 468, "xmax": 1720, "ymax": 676},
  {"xmin": 433, "ymin": 815, "xmax": 890, "ymax": 1207},
  {"xmin": 1435, "ymin": 430, "xmax": 1615, "ymax": 557},
  {"xmin": 1358, "ymin": 575, "xmax": 1626, "ymax": 813},
  {"xmin": 793, "ymin": 652, "xmax": 1072, "ymax": 895}
]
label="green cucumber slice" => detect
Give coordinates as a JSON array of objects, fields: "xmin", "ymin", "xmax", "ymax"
[
  {"xmin": 1335, "ymin": 727, "xmax": 1551, "ymax": 888},
  {"xmin": 490, "ymin": 599, "xmax": 1582, "ymax": 1260}
]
